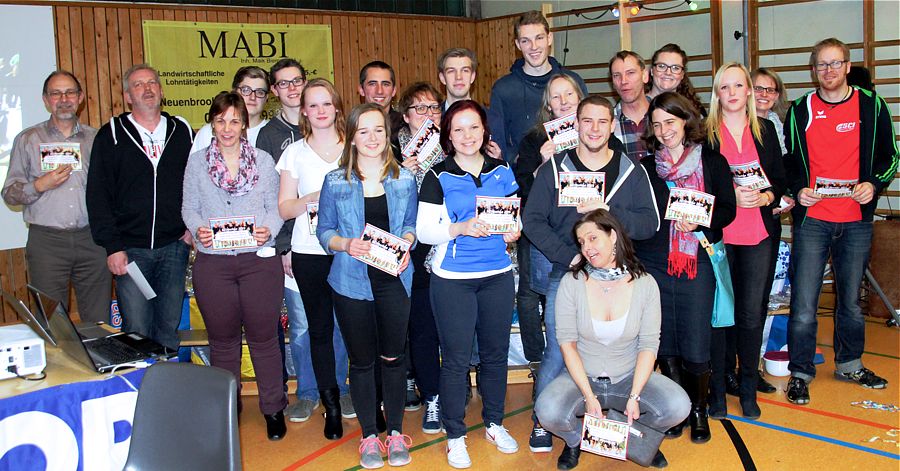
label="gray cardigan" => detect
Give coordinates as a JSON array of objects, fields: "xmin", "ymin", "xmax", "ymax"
[
  {"xmin": 182, "ymin": 146, "xmax": 283, "ymax": 255},
  {"xmin": 555, "ymin": 271, "xmax": 661, "ymax": 383}
]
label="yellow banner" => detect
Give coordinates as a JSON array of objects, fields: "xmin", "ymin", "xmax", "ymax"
[{"xmin": 142, "ymin": 20, "xmax": 333, "ymax": 128}]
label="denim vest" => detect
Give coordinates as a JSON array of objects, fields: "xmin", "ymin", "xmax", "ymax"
[{"xmin": 316, "ymin": 167, "xmax": 418, "ymax": 300}]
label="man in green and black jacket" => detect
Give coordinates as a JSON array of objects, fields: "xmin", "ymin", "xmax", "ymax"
[{"xmin": 782, "ymin": 37, "xmax": 899, "ymax": 406}]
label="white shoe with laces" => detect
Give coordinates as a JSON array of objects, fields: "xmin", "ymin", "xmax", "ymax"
[
  {"xmin": 446, "ymin": 436, "xmax": 472, "ymax": 469},
  {"xmin": 485, "ymin": 422, "xmax": 519, "ymax": 453}
]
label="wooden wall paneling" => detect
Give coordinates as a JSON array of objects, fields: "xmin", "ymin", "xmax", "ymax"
[
  {"xmin": 862, "ymin": 0, "xmax": 874, "ymax": 73},
  {"xmin": 68, "ymin": 7, "xmax": 87, "ymax": 118},
  {"xmin": 94, "ymin": 8, "xmax": 113, "ymax": 125},
  {"xmin": 710, "ymin": 0, "xmax": 723, "ymax": 73},
  {"xmin": 81, "ymin": 7, "xmax": 101, "ymax": 128},
  {"xmin": 55, "ymin": 7, "xmax": 72, "ymax": 73},
  {"xmin": 330, "ymin": 15, "xmax": 345, "ymax": 102},
  {"xmin": 116, "ymin": 9, "xmax": 133, "ymax": 114},
  {"xmin": 340, "ymin": 15, "xmax": 354, "ymax": 110},
  {"xmin": 347, "ymin": 16, "xmax": 359, "ymax": 106},
  {"xmin": 104, "ymin": 7, "xmax": 124, "ymax": 121},
  {"xmin": 388, "ymin": 17, "xmax": 400, "ymax": 92},
  {"xmin": 396, "ymin": 17, "xmax": 411, "ymax": 100},
  {"xmin": 0, "ymin": 250, "xmax": 16, "ymax": 323},
  {"xmin": 129, "ymin": 9, "xmax": 143, "ymax": 67},
  {"xmin": 11, "ymin": 250, "xmax": 28, "ymax": 321},
  {"xmin": 748, "ymin": 0, "xmax": 758, "ymax": 70}
]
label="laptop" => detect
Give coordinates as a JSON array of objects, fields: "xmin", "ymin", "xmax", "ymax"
[{"xmin": 22, "ymin": 285, "xmax": 174, "ymax": 373}]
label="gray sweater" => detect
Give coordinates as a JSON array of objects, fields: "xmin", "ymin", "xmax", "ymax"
[
  {"xmin": 182, "ymin": 147, "xmax": 283, "ymax": 255},
  {"xmin": 555, "ymin": 271, "xmax": 661, "ymax": 383}
]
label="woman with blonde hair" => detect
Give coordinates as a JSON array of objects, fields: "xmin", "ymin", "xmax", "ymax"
[
  {"xmin": 705, "ymin": 62, "xmax": 786, "ymax": 419},
  {"xmin": 277, "ymin": 78, "xmax": 352, "ymax": 439}
]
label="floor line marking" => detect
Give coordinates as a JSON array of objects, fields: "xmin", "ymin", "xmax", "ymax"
[
  {"xmin": 343, "ymin": 404, "xmax": 535, "ymax": 471},
  {"xmin": 727, "ymin": 415, "xmax": 900, "ymax": 460},
  {"xmin": 816, "ymin": 342, "xmax": 900, "ymax": 360},
  {"xmin": 757, "ymin": 398, "xmax": 898, "ymax": 430},
  {"xmin": 282, "ymin": 428, "xmax": 362, "ymax": 471}
]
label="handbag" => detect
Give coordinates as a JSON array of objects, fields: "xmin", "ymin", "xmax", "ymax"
[
  {"xmin": 605, "ymin": 409, "xmax": 665, "ymax": 467},
  {"xmin": 695, "ymin": 231, "xmax": 735, "ymax": 328}
]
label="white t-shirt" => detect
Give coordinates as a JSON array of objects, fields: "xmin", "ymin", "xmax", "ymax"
[
  {"xmin": 275, "ymin": 139, "xmax": 340, "ymax": 255},
  {"xmin": 128, "ymin": 115, "xmax": 167, "ymax": 170},
  {"xmin": 190, "ymin": 119, "xmax": 269, "ymax": 154}
]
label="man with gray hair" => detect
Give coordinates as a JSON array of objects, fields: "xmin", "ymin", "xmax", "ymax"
[
  {"xmin": 3, "ymin": 70, "xmax": 111, "ymax": 322},
  {"xmin": 86, "ymin": 64, "xmax": 194, "ymax": 349}
]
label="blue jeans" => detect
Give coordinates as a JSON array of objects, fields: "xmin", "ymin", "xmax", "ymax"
[
  {"xmin": 534, "ymin": 265, "xmax": 567, "ymax": 406},
  {"xmin": 285, "ymin": 287, "xmax": 349, "ymax": 400},
  {"xmin": 535, "ymin": 372, "xmax": 690, "ymax": 448},
  {"xmin": 116, "ymin": 240, "xmax": 190, "ymax": 350},
  {"xmin": 788, "ymin": 218, "xmax": 872, "ymax": 381}
]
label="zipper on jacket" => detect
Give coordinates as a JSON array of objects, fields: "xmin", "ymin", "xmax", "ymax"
[{"xmin": 150, "ymin": 169, "xmax": 157, "ymax": 249}]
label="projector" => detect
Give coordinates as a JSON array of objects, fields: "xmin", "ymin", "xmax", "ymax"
[{"xmin": 0, "ymin": 324, "xmax": 47, "ymax": 379}]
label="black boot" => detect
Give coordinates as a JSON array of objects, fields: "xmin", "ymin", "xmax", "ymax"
[
  {"xmin": 739, "ymin": 369, "xmax": 761, "ymax": 419},
  {"xmin": 756, "ymin": 370, "xmax": 776, "ymax": 393},
  {"xmin": 683, "ymin": 370, "xmax": 711, "ymax": 444},
  {"xmin": 557, "ymin": 444, "xmax": 581, "ymax": 470},
  {"xmin": 320, "ymin": 388, "xmax": 343, "ymax": 440},
  {"xmin": 657, "ymin": 357, "xmax": 686, "ymax": 438},
  {"xmin": 708, "ymin": 368, "xmax": 727, "ymax": 420},
  {"xmin": 264, "ymin": 410, "xmax": 287, "ymax": 441},
  {"xmin": 650, "ymin": 450, "xmax": 668, "ymax": 468}
]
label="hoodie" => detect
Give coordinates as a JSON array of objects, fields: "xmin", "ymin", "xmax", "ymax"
[
  {"xmin": 522, "ymin": 148, "xmax": 659, "ymax": 270},
  {"xmin": 86, "ymin": 112, "xmax": 193, "ymax": 254},
  {"xmin": 488, "ymin": 57, "xmax": 588, "ymax": 165}
]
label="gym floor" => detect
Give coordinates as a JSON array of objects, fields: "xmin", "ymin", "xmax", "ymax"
[{"xmin": 237, "ymin": 315, "xmax": 900, "ymax": 470}]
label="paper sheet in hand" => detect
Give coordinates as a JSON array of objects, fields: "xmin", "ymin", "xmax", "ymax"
[
  {"xmin": 580, "ymin": 413, "xmax": 629, "ymax": 460},
  {"xmin": 475, "ymin": 196, "xmax": 520, "ymax": 234},
  {"xmin": 126, "ymin": 262, "xmax": 157, "ymax": 300},
  {"xmin": 814, "ymin": 176, "xmax": 856, "ymax": 198},
  {"xmin": 558, "ymin": 172, "xmax": 605, "ymax": 207},
  {"xmin": 401, "ymin": 118, "xmax": 443, "ymax": 173},
  {"xmin": 306, "ymin": 202, "xmax": 319, "ymax": 235},
  {"xmin": 353, "ymin": 224, "xmax": 412, "ymax": 277},
  {"xmin": 664, "ymin": 187, "xmax": 715, "ymax": 227},
  {"xmin": 40, "ymin": 143, "xmax": 83, "ymax": 171},
  {"xmin": 543, "ymin": 113, "xmax": 578, "ymax": 153},
  {"xmin": 209, "ymin": 215, "xmax": 257, "ymax": 250},
  {"xmin": 729, "ymin": 160, "xmax": 771, "ymax": 190}
]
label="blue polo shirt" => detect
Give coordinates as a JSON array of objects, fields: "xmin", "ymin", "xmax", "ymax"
[{"xmin": 418, "ymin": 156, "xmax": 519, "ymax": 278}]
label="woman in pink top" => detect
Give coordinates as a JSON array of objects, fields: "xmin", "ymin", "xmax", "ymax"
[{"xmin": 705, "ymin": 63, "xmax": 786, "ymax": 419}]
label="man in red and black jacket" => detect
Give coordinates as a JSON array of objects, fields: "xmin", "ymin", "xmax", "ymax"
[{"xmin": 782, "ymin": 38, "xmax": 899, "ymax": 405}]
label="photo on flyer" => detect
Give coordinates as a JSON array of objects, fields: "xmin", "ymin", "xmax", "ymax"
[
  {"xmin": 209, "ymin": 215, "xmax": 257, "ymax": 250},
  {"xmin": 353, "ymin": 224, "xmax": 412, "ymax": 277},
  {"xmin": 580, "ymin": 413, "xmax": 629, "ymax": 460},
  {"xmin": 558, "ymin": 171, "xmax": 605, "ymax": 207},
  {"xmin": 40, "ymin": 143, "xmax": 83, "ymax": 172},
  {"xmin": 664, "ymin": 188, "xmax": 715, "ymax": 227},
  {"xmin": 543, "ymin": 113, "xmax": 578, "ymax": 153},
  {"xmin": 475, "ymin": 196, "xmax": 521, "ymax": 234}
]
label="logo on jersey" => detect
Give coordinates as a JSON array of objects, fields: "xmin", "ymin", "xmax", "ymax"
[
  {"xmin": 814, "ymin": 110, "xmax": 827, "ymax": 120},
  {"xmin": 835, "ymin": 121, "xmax": 857, "ymax": 133}
]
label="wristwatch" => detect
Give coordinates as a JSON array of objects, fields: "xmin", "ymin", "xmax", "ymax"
[{"xmin": 628, "ymin": 393, "xmax": 641, "ymax": 402}]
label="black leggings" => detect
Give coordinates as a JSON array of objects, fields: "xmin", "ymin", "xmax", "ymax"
[
  {"xmin": 333, "ymin": 277, "xmax": 411, "ymax": 436},
  {"xmin": 292, "ymin": 252, "xmax": 339, "ymax": 391}
]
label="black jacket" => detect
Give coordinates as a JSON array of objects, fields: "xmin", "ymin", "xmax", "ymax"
[
  {"xmin": 783, "ymin": 87, "xmax": 899, "ymax": 224},
  {"xmin": 87, "ymin": 112, "xmax": 192, "ymax": 254},
  {"xmin": 633, "ymin": 145, "xmax": 737, "ymax": 265},
  {"xmin": 707, "ymin": 118, "xmax": 787, "ymax": 239}
]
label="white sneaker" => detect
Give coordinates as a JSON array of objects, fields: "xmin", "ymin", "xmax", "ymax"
[
  {"xmin": 446, "ymin": 436, "xmax": 472, "ymax": 469},
  {"xmin": 485, "ymin": 423, "xmax": 519, "ymax": 454}
]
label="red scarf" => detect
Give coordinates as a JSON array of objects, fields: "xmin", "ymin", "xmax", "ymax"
[{"xmin": 655, "ymin": 145, "xmax": 704, "ymax": 279}]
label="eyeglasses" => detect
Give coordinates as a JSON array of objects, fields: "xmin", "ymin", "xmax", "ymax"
[
  {"xmin": 275, "ymin": 77, "xmax": 306, "ymax": 89},
  {"xmin": 814, "ymin": 60, "xmax": 848, "ymax": 71},
  {"xmin": 237, "ymin": 86, "xmax": 268, "ymax": 98},
  {"xmin": 408, "ymin": 104, "xmax": 442, "ymax": 115},
  {"xmin": 753, "ymin": 86, "xmax": 778, "ymax": 95},
  {"xmin": 47, "ymin": 89, "xmax": 80, "ymax": 100},
  {"xmin": 653, "ymin": 63, "xmax": 684, "ymax": 74}
]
